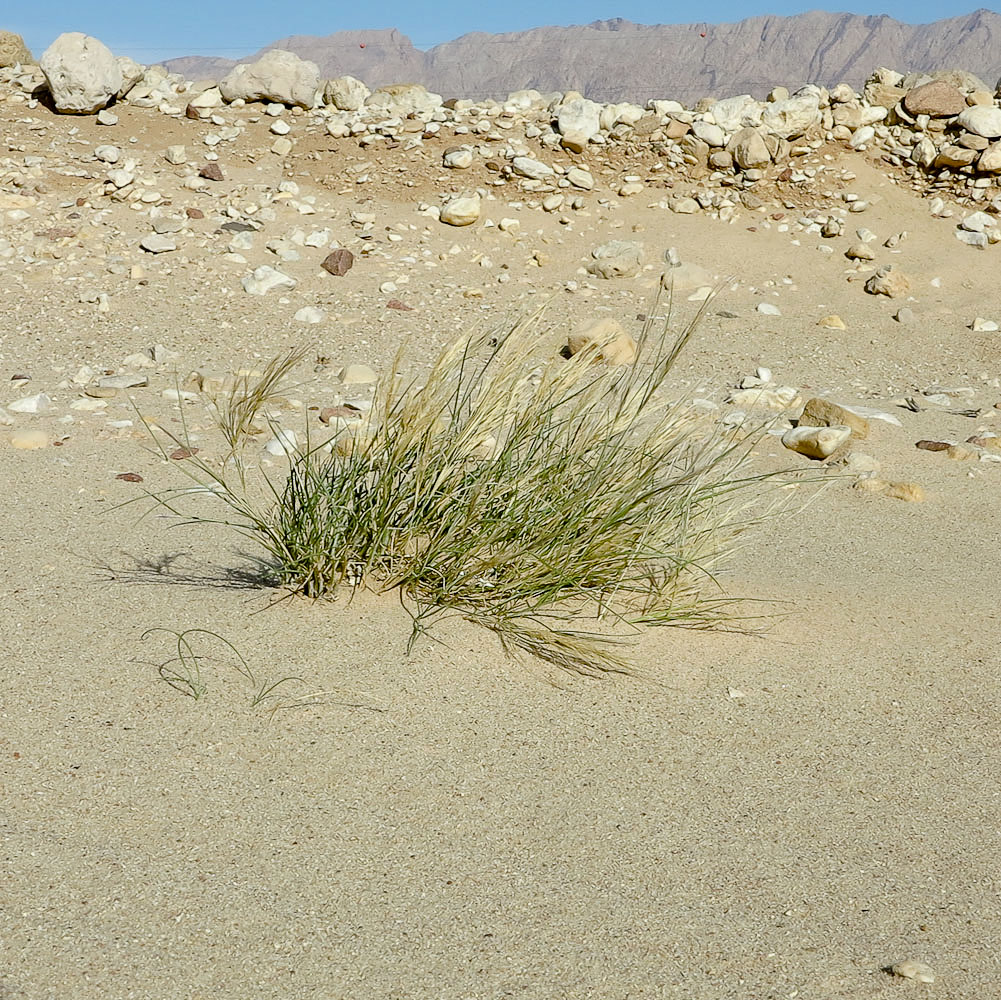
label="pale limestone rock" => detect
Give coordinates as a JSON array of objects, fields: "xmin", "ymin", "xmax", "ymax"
[
  {"xmin": 323, "ymin": 75, "xmax": 370, "ymax": 111},
  {"xmin": 586, "ymin": 240, "xmax": 643, "ymax": 279},
  {"xmin": 440, "ymin": 193, "xmax": 481, "ymax": 227},
  {"xmin": 567, "ymin": 318, "xmax": 637, "ymax": 366},
  {"xmin": 782, "ymin": 425, "xmax": 851, "ymax": 459},
  {"xmin": 40, "ymin": 32, "xmax": 123, "ymax": 114},
  {"xmin": 220, "ymin": 50, "xmax": 320, "ymax": 108}
]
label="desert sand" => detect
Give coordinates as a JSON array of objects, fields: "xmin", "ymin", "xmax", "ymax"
[{"xmin": 2, "ymin": 48, "xmax": 1000, "ymax": 999}]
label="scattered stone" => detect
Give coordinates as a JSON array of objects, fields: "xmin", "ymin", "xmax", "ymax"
[
  {"xmin": 321, "ymin": 249, "xmax": 354, "ymax": 276},
  {"xmin": 443, "ymin": 147, "xmax": 473, "ymax": 169},
  {"xmin": 7, "ymin": 393, "xmax": 53, "ymax": 414},
  {"xmin": 386, "ymin": 299, "xmax": 413, "ymax": 311},
  {"xmin": 817, "ymin": 314, "xmax": 846, "ymax": 329},
  {"xmin": 169, "ymin": 446, "xmax": 199, "ymax": 460},
  {"xmin": 970, "ymin": 316, "xmax": 1000, "ymax": 332},
  {"xmin": 115, "ymin": 472, "xmax": 144, "ymax": 482},
  {"xmin": 781, "ymin": 424, "xmax": 852, "ymax": 459},
  {"xmin": 140, "ymin": 234, "xmax": 176, "ymax": 254},
  {"xmin": 440, "ymin": 193, "xmax": 481, "ymax": 227},
  {"xmin": 40, "ymin": 32, "xmax": 122, "ymax": 114},
  {"xmin": 799, "ymin": 398, "xmax": 870, "ymax": 438},
  {"xmin": 586, "ymin": 240, "xmax": 643, "ymax": 279},
  {"xmin": 199, "ymin": 162, "xmax": 224, "ymax": 182},
  {"xmin": 728, "ymin": 386, "xmax": 801, "ymax": 411},
  {"xmin": 856, "ymin": 479, "xmax": 926, "ymax": 502},
  {"xmin": 756, "ymin": 302, "xmax": 781, "ymax": 316},
  {"xmin": 916, "ymin": 439, "xmax": 952, "ymax": 452},
  {"xmin": 241, "ymin": 266, "xmax": 297, "ymax": 296},
  {"xmin": 96, "ymin": 108, "xmax": 118, "ymax": 126},
  {"xmin": 294, "ymin": 306, "xmax": 326, "ymax": 323},
  {"xmin": 566, "ymin": 166, "xmax": 594, "ymax": 190},
  {"xmin": 865, "ymin": 267, "xmax": 910, "ymax": 298},
  {"xmin": 165, "ymin": 144, "xmax": 187, "ymax": 165},
  {"xmin": 9, "ymin": 429, "xmax": 49, "ymax": 450},
  {"xmin": 956, "ymin": 105, "xmax": 1001, "ymax": 139},
  {"xmin": 567, "ymin": 317, "xmax": 637, "ymax": 366},
  {"xmin": 511, "ymin": 156, "xmax": 554, "ymax": 180},
  {"xmin": 98, "ymin": 373, "xmax": 148, "ymax": 390},
  {"xmin": 263, "ymin": 428, "xmax": 298, "ymax": 457},
  {"xmin": 894, "ymin": 307, "xmax": 915, "ymax": 324},
  {"xmin": 845, "ymin": 241, "xmax": 875, "ymax": 261},
  {"xmin": 338, "ymin": 364, "xmax": 377, "ymax": 385},
  {"xmin": 890, "ymin": 960, "xmax": 936, "ymax": 983}
]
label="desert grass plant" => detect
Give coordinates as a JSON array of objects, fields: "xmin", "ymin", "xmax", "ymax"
[
  {"xmin": 142, "ymin": 627, "xmax": 304, "ymax": 707},
  {"xmin": 136, "ymin": 290, "xmax": 777, "ymax": 674}
]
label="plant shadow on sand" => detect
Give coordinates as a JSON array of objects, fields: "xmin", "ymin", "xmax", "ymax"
[{"xmin": 94, "ymin": 548, "xmax": 278, "ymax": 594}]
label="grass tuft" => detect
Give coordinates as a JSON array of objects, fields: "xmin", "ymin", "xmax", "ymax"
[{"xmin": 134, "ymin": 291, "xmax": 779, "ymax": 673}]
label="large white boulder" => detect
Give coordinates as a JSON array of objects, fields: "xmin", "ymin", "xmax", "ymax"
[
  {"xmin": 557, "ymin": 98, "xmax": 602, "ymax": 152},
  {"xmin": 40, "ymin": 32, "xmax": 122, "ymax": 114},
  {"xmin": 761, "ymin": 93, "xmax": 821, "ymax": 138},
  {"xmin": 323, "ymin": 75, "xmax": 370, "ymax": 111},
  {"xmin": 220, "ymin": 50, "xmax": 320, "ymax": 108},
  {"xmin": 366, "ymin": 83, "xmax": 442, "ymax": 115},
  {"xmin": 709, "ymin": 95, "xmax": 762, "ymax": 132}
]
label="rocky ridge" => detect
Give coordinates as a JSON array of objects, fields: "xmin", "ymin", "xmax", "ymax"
[{"xmin": 3, "ymin": 33, "xmax": 1001, "ymax": 497}]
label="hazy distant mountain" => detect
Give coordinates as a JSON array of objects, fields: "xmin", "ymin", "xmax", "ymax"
[{"xmin": 165, "ymin": 10, "xmax": 1001, "ymax": 105}]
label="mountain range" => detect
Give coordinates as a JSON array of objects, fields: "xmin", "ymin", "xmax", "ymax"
[{"xmin": 165, "ymin": 9, "xmax": 1001, "ymax": 106}]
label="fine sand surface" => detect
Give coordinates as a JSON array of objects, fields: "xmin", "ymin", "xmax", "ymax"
[{"xmin": 2, "ymin": 94, "xmax": 1001, "ymax": 999}]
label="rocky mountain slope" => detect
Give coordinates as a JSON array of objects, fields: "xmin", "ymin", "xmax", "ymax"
[{"xmin": 166, "ymin": 10, "xmax": 1001, "ymax": 105}]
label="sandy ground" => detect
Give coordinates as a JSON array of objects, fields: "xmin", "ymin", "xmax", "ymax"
[{"xmin": 2, "ymin": 90, "xmax": 1001, "ymax": 999}]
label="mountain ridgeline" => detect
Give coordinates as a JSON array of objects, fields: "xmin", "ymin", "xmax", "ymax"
[{"xmin": 165, "ymin": 10, "xmax": 1001, "ymax": 106}]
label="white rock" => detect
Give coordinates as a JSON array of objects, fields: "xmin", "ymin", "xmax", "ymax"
[
  {"xmin": 756, "ymin": 302, "xmax": 781, "ymax": 316},
  {"xmin": 782, "ymin": 424, "xmax": 851, "ymax": 459},
  {"xmin": 971, "ymin": 316, "xmax": 1000, "ymax": 332},
  {"xmin": 761, "ymin": 93, "xmax": 821, "ymax": 138},
  {"xmin": 956, "ymin": 105, "xmax": 1001, "ymax": 139},
  {"xmin": 440, "ymin": 193, "xmax": 481, "ymax": 227},
  {"xmin": 294, "ymin": 306, "xmax": 326, "ymax": 323},
  {"xmin": 891, "ymin": 960, "xmax": 935, "ymax": 984},
  {"xmin": 443, "ymin": 147, "xmax": 473, "ymax": 169},
  {"xmin": 241, "ymin": 265, "xmax": 297, "ymax": 295},
  {"xmin": 8, "ymin": 393, "xmax": 54, "ymax": 414},
  {"xmin": 40, "ymin": 32, "xmax": 123, "ymax": 114},
  {"xmin": 323, "ymin": 75, "xmax": 370, "ymax": 111},
  {"xmin": 709, "ymin": 95, "xmax": 761, "ymax": 132},
  {"xmin": 566, "ymin": 166, "xmax": 594, "ymax": 190},
  {"xmin": 556, "ymin": 98, "xmax": 602, "ymax": 151},
  {"xmin": 140, "ymin": 234, "xmax": 176, "ymax": 254},
  {"xmin": 220, "ymin": 50, "xmax": 320, "ymax": 108},
  {"xmin": 94, "ymin": 144, "xmax": 120, "ymax": 163},
  {"xmin": 511, "ymin": 155, "xmax": 554, "ymax": 180},
  {"xmin": 164, "ymin": 144, "xmax": 186, "ymax": 164},
  {"xmin": 263, "ymin": 428, "xmax": 298, "ymax": 457},
  {"xmin": 270, "ymin": 119, "xmax": 291, "ymax": 135},
  {"xmin": 96, "ymin": 108, "xmax": 117, "ymax": 125},
  {"xmin": 586, "ymin": 240, "xmax": 643, "ymax": 279}
]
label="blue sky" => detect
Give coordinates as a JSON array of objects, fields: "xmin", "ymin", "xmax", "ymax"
[{"xmin": 8, "ymin": 2, "xmax": 999, "ymax": 63}]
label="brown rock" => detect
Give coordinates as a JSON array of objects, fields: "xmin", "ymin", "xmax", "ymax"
[
  {"xmin": 902, "ymin": 80, "xmax": 965, "ymax": 117},
  {"xmin": 864, "ymin": 267, "xmax": 910, "ymax": 298},
  {"xmin": 185, "ymin": 207, "xmax": 205, "ymax": 219},
  {"xmin": 199, "ymin": 162, "xmax": 224, "ymax": 182},
  {"xmin": 321, "ymin": 249, "xmax": 354, "ymax": 276},
  {"xmin": 915, "ymin": 440, "xmax": 952, "ymax": 452},
  {"xmin": 386, "ymin": 298, "xmax": 413, "ymax": 310},
  {"xmin": 799, "ymin": 398, "xmax": 870, "ymax": 439}
]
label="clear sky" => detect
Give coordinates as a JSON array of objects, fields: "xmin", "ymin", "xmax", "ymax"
[{"xmin": 8, "ymin": 2, "xmax": 999, "ymax": 64}]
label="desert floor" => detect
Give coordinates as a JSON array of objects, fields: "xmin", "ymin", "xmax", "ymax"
[{"xmin": 2, "ymin": 95, "xmax": 1000, "ymax": 998}]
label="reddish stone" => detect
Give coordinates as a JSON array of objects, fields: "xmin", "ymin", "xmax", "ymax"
[
  {"xmin": 386, "ymin": 298, "xmax": 413, "ymax": 311},
  {"xmin": 321, "ymin": 249, "xmax": 354, "ymax": 276},
  {"xmin": 902, "ymin": 80, "xmax": 965, "ymax": 118},
  {"xmin": 185, "ymin": 207, "xmax": 205, "ymax": 219},
  {"xmin": 199, "ymin": 162, "xmax": 224, "ymax": 182},
  {"xmin": 116, "ymin": 472, "xmax": 144, "ymax": 482}
]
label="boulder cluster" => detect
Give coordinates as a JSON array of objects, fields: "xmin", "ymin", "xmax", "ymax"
[{"xmin": 0, "ymin": 33, "xmax": 996, "ymax": 207}]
